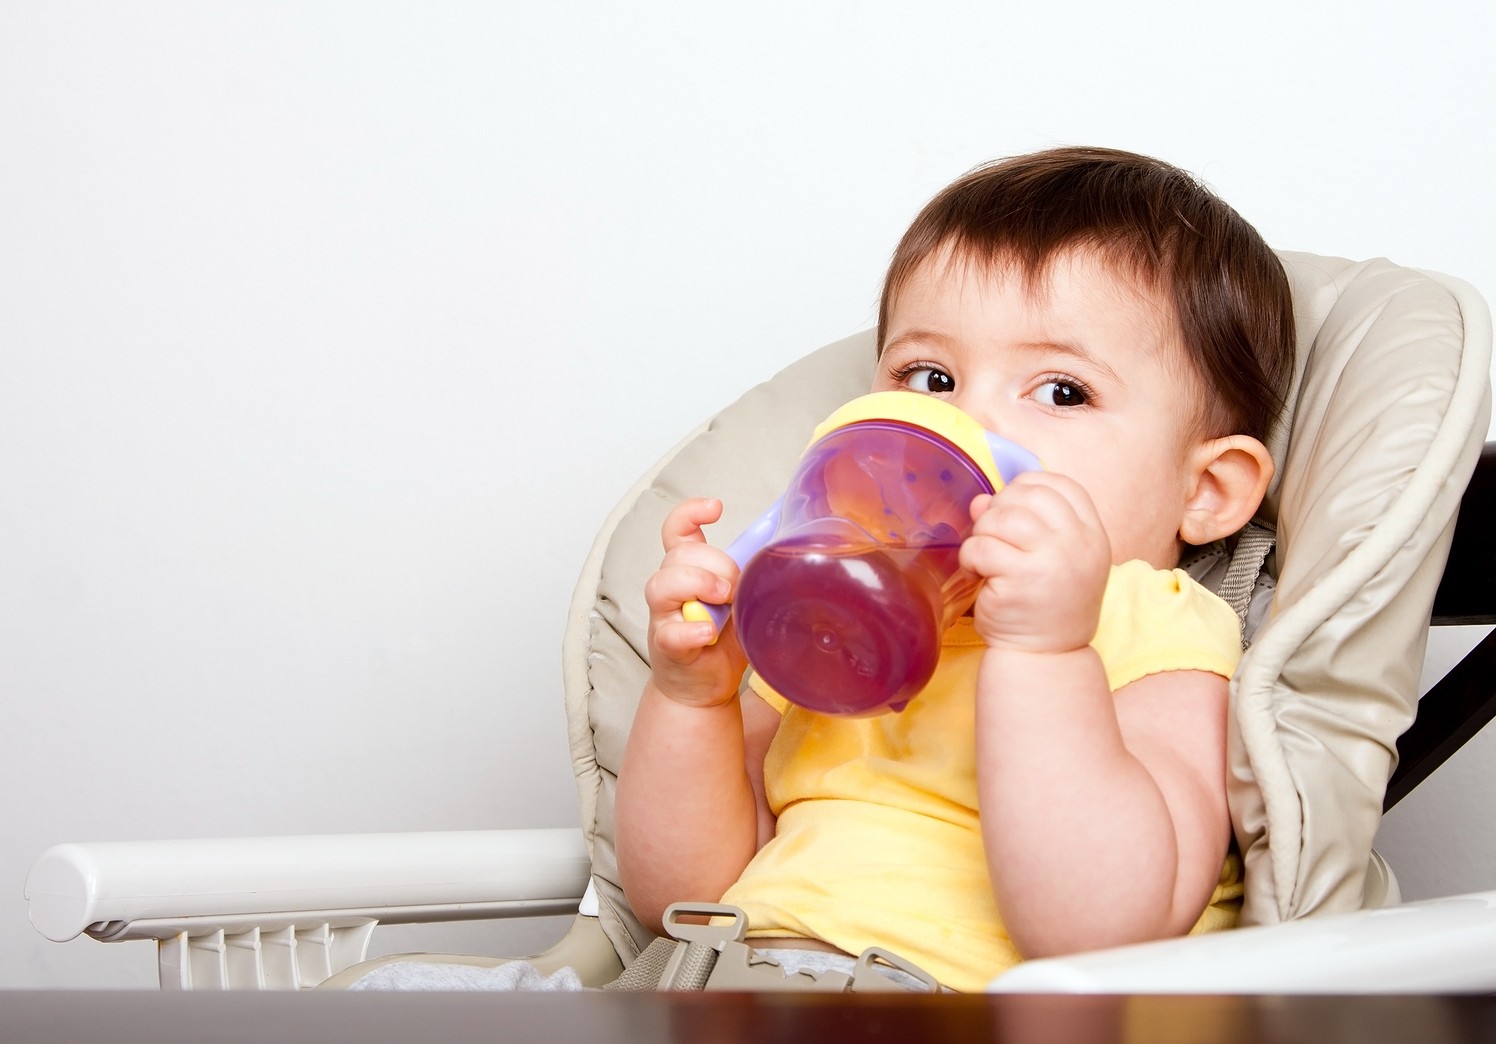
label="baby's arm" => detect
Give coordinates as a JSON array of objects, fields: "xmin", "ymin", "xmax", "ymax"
[
  {"xmin": 615, "ymin": 497, "xmax": 780, "ymax": 934},
  {"xmin": 962, "ymin": 474, "xmax": 1232, "ymax": 958}
]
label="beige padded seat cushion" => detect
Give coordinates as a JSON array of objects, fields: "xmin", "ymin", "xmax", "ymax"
[
  {"xmin": 1233, "ymin": 254, "xmax": 1489, "ymax": 921},
  {"xmin": 562, "ymin": 252, "xmax": 1491, "ymax": 961}
]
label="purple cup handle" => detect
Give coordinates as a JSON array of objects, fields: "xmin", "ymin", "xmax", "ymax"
[
  {"xmin": 985, "ymin": 432, "xmax": 1043, "ymax": 485},
  {"xmin": 682, "ymin": 496, "xmax": 783, "ymax": 637}
]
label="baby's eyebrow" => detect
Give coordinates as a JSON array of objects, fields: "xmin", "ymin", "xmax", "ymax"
[
  {"xmin": 1016, "ymin": 339, "xmax": 1125, "ymax": 386},
  {"xmin": 880, "ymin": 329, "xmax": 955, "ymax": 355}
]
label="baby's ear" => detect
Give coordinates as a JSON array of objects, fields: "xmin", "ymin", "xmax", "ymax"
[{"xmin": 1178, "ymin": 436, "xmax": 1275, "ymax": 546}]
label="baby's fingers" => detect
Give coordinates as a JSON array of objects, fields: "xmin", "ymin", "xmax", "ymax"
[
  {"xmin": 959, "ymin": 527, "xmax": 1037, "ymax": 580},
  {"xmin": 997, "ymin": 472, "xmax": 1103, "ymax": 533},
  {"xmin": 661, "ymin": 497, "xmax": 725, "ymax": 552},
  {"xmin": 644, "ymin": 562, "xmax": 732, "ymax": 616},
  {"xmin": 651, "ymin": 616, "xmax": 721, "ymax": 660}
]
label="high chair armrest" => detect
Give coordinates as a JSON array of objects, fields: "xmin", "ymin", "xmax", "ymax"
[
  {"xmin": 26, "ymin": 828, "xmax": 590, "ymax": 945},
  {"xmin": 987, "ymin": 889, "xmax": 1496, "ymax": 994}
]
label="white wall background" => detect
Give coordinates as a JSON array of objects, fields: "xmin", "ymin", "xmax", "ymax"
[{"xmin": 3, "ymin": 1, "xmax": 1493, "ymax": 989}]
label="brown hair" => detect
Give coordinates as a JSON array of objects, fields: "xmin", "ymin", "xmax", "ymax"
[{"xmin": 877, "ymin": 147, "xmax": 1295, "ymax": 442}]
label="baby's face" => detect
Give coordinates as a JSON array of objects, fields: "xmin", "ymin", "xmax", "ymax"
[{"xmin": 874, "ymin": 246, "xmax": 1209, "ymax": 569}]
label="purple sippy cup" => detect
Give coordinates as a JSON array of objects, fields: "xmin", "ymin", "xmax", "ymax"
[{"xmin": 685, "ymin": 392, "xmax": 1039, "ymax": 716}]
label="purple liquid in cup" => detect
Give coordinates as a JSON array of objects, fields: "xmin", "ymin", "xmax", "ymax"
[{"xmin": 735, "ymin": 538, "xmax": 952, "ymax": 716}]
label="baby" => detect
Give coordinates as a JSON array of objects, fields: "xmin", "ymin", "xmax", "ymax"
[{"xmin": 616, "ymin": 146, "xmax": 1295, "ymax": 992}]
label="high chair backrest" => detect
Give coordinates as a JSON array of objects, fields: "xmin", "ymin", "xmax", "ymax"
[{"xmin": 562, "ymin": 252, "xmax": 1492, "ymax": 962}]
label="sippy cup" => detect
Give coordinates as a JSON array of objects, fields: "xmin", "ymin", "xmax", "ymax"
[{"xmin": 684, "ymin": 391, "xmax": 1039, "ymax": 716}]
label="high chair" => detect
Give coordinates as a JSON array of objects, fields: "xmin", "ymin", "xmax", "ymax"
[{"xmin": 26, "ymin": 251, "xmax": 1495, "ymax": 992}]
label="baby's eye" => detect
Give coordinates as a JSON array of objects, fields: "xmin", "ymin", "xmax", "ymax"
[
  {"xmin": 900, "ymin": 366, "xmax": 955, "ymax": 395},
  {"xmin": 1035, "ymin": 380, "xmax": 1089, "ymax": 408}
]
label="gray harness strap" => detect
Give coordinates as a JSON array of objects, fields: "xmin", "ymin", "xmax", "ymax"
[{"xmin": 1219, "ymin": 521, "xmax": 1277, "ymax": 648}]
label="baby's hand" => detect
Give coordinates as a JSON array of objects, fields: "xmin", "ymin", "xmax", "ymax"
[
  {"xmin": 644, "ymin": 497, "xmax": 750, "ymax": 708},
  {"xmin": 958, "ymin": 472, "xmax": 1112, "ymax": 655}
]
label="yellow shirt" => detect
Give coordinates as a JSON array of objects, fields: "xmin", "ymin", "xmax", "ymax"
[{"xmin": 718, "ymin": 560, "xmax": 1245, "ymax": 992}]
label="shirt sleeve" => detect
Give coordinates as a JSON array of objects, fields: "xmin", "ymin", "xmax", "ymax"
[
  {"xmin": 1090, "ymin": 560, "xmax": 1244, "ymax": 692},
  {"xmin": 746, "ymin": 672, "xmax": 791, "ymax": 715}
]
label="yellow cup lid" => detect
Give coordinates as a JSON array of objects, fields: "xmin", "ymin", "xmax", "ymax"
[{"xmin": 811, "ymin": 391, "xmax": 1005, "ymax": 490}]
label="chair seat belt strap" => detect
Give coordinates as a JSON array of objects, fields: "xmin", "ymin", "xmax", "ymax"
[{"xmin": 603, "ymin": 902, "xmax": 941, "ymax": 993}]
